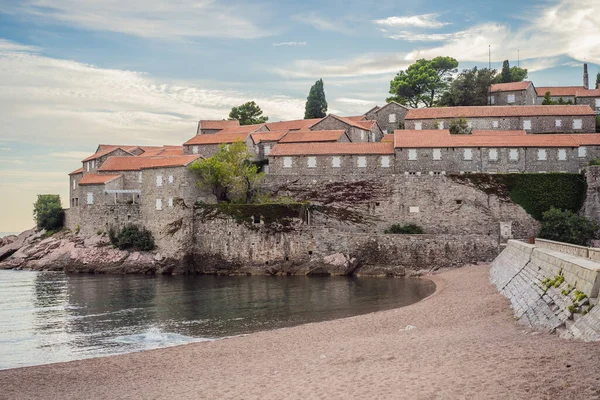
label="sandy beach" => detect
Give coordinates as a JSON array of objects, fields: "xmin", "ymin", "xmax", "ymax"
[{"xmin": 1, "ymin": 264, "xmax": 599, "ymax": 399}]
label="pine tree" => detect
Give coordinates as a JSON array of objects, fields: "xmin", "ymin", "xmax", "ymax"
[
  {"xmin": 304, "ymin": 79, "xmax": 328, "ymax": 119},
  {"xmin": 500, "ymin": 60, "xmax": 511, "ymax": 83},
  {"xmin": 596, "ymin": 73, "xmax": 600, "ymax": 89}
]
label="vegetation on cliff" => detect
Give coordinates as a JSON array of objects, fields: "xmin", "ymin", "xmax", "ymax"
[
  {"xmin": 108, "ymin": 225, "xmax": 155, "ymax": 251},
  {"xmin": 384, "ymin": 224, "xmax": 424, "ymax": 234},
  {"xmin": 450, "ymin": 173, "xmax": 587, "ymax": 220},
  {"xmin": 33, "ymin": 194, "xmax": 64, "ymax": 233},
  {"xmin": 538, "ymin": 208, "xmax": 599, "ymax": 246}
]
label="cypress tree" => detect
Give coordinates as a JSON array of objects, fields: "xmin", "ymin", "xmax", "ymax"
[
  {"xmin": 596, "ymin": 73, "xmax": 600, "ymax": 89},
  {"xmin": 304, "ymin": 79, "xmax": 328, "ymax": 119},
  {"xmin": 500, "ymin": 60, "xmax": 511, "ymax": 83}
]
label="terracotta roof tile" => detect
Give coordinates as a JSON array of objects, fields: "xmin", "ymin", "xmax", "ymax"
[
  {"xmin": 69, "ymin": 167, "xmax": 83, "ymax": 175},
  {"xmin": 278, "ymin": 130, "xmax": 346, "ymax": 143},
  {"xmin": 375, "ymin": 101, "xmax": 409, "ymax": 113},
  {"xmin": 184, "ymin": 133, "xmax": 249, "ymax": 146},
  {"xmin": 82, "ymin": 147, "xmax": 132, "ymax": 162},
  {"xmin": 490, "ymin": 81, "xmax": 532, "ymax": 92},
  {"xmin": 393, "ymin": 130, "xmax": 600, "ymax": 148},
  {"xmin": 251, "ymin": 130, "xmax": 289, "ymax": 144},
  {"xmin": 343, "ymin": 115, "xmax": 367, "ymax": 121},
  {"xmin": 329, "ymin": 114, "xmax": 371, "ymax": 130},
  {"xmin": 405, "ymin": 105, "xmax": 594, "ymax": 120},
  {"xmin": 269, "ymin": 142, "xmax": 394, "ymax": 156},
  {"xmin": 381, "ymin": 134, "xmax": 394, "ymax": 142},
  {"xmin": 215, "ymin": 124, "xmax": 266, "ymax": 135},
  {"xmin": 198, "ymin": 120, "xmax": 240, "ymax": 130},
  {"xmin": 471, "ymin": 130, "xmax": 527, "ymax": 136},
  {"xmin": 576, "ymin": 89, "xmax": 600, "ymax": 97},
  {"xmin": 265, "ymin": 119, "xmax": 322, "ymax": 131},
  {"xmin": 79, "ymin": 173, "xmax": 122, "ymax": 186},
  {"xmin": 536, "ymin": 86, "xmax": 584, "ymax": 97},
  {"xmin": 98, "ymin": 155, "xmax": 200, "ymax": 171}
]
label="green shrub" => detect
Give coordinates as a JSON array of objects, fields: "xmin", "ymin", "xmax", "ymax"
[
  {"xmin": 384, "ymin": 224, "xmax": 424, "ymax": 234},
  {"xmin": 33, "ymin": 194, "xmax": 64, "ymax": 232},
  {"xmin": 108, "ymin": 225, "xmax": 155, "ymax": 251},
  {"xmin": 449, "ymin": 117, "xmax": 471, "ymax": 134},
  {"xmin": 539, "ymin": 208, "xmax": 599, "ymax": 246},
  {"xmin": 595, "ymin": 115, "xmax": 600, "ymax": 133}
]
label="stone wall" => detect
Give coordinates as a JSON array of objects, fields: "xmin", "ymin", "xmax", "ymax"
[
  {"xmin": 582, "ymin": 166, "xmax": 600, "ymax": 224},
  {"xmin": 65, "ymin": 204, "xmax": 141, "ymax": 236},
  {"xmin": 576, "ymin": 96, "xmax": 600, "ymax": 113},
  {"xmin": 370, "ymin": 102, "xmax": 408, "ymax": 133},
  {"xmin": 491, "ymin": 86, "xmax": 537, "ymax": 106},
  {"xmin": 310, "ymin": 116, "xmax": 372, "ymax": 142},
  {"xmin": 490, "ymin": 240, "xmax": 600, "ymax": 341},
  {"xmin": 268, "ymin": 154, "xmax": 394, "ymax": 176}
]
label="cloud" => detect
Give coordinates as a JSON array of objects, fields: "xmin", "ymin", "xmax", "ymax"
[
  {"xmin": 273, "ymin": 41, "xmax": 307, "ymax": 47},
  {"xmin": 0, "ymin": 39, "xmax": 40, "ymax": 52},
  {"xmin": 292, "ymin": 13, "xmax": 350, "ymax": 34},
  {"xmin": 49, "ymin": 151, "xmax": 93, "ymax": 160},
  {"xmin": 373, "ymin": 14, "xmax": 449, "ymax": 29},
  {"xmin": 336, "ymin": 98, "xmax": 376, "ymax": 106},
  {"xmin": 6, "ymin": 0, "xmax": 272, "ymax": 39},
  {"xmin": 387, "ymin": 32, "xmax": 456, "ymax": 42}
]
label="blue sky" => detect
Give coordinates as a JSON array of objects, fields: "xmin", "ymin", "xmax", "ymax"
[{"xmin": 0, "ymin": 0, "xmax": 599, "ymax": 231}]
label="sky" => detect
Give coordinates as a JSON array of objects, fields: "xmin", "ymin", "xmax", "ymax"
[{"xmin": 0, "ymin": 0, "xmax": 599, "ymax": 232}]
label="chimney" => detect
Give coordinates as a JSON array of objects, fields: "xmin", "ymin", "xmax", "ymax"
[{"xmin": 583, "ymin": 63, "xmax": 589, "ymax": 90}]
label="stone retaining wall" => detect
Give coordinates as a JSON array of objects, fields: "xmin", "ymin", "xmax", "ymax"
[{"xmin": 490, "ymin": 239, "xmax": 600, "ymax": 341}]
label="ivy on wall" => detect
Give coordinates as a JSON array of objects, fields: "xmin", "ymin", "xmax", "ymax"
[
  {"xmin": 195, "ymin": 203, "xmax": 309, "ymax": 232},
  {"xmin": 450, "ymin": 173, "xmax": 587, "ymax": 220}
]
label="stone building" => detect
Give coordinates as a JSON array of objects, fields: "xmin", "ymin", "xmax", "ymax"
[
  {"xmin": 489, "ymin": 81, "xmax": 537, "ymax": 106},
  {"xmin": 310, "ymin": 114, "xmax": 383, "ymax": 142},
  {"xmin": 365, "ymin": 101, "xmax": 409, "ymax": 133},
  {"xmin": 404, "ymin": 105, "xmax": 596, "ymax": 134},
  {"xmin": 196, "ymin": 120, "xmax": 240, "ymax": 135},
  {"xmin": 575, "ymin": 89, "xmax": 600, "ymax": 114},
  {"xmin": 536, "ymin": 86, "xmax": 582, "ymax": 104},
  {"xmin": 183, "ymin": 124, "xmax": 266, "ymax": 157}
]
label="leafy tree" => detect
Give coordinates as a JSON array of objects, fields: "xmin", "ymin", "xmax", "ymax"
[
  {"xmin": 33, "ymin": 194, "xmax": 64, "ymax": 232},
  {"xmin": 494, "ymin": 60, "xmax": 528, "ymax": 83},
  {"xmin": 108, "ymin": 225, "xmax": 155, "ymax": 251},
  {"xmin": 449, "ymin": 117, "xmax": 471, "ymax": 134},
  {"xmin": 388, "ymin": 56, "xmax": 458, "ymax": 108},
  {"xmin": 228, "ymin": 101, "xmax": 268, "ymax": 126},
  {"xmin": 542, "ymin": 92, "xmax": 573, "ymax": 105},
  {"xmin": 438, "ymin": 67, "xmax": 496, "ymax": 106},
  {"xmin": 509, "ymin": 66, "xmax": 528, "ymax": 82},
  {"xmin": 304, "ymin": 79, "xmax": 328, "ymax": 119},
  {"xmin": 189, "ymin": 140, "xmax": 264, "ymax": 204},
  {"xmin": 539, "ymin": 207, "xmax": 599, "ymax": 246}
]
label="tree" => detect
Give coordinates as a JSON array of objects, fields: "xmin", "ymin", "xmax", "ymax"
[
  {"xmin": 33, "ymin": 194, "xmax": 64, "ymax": 232},
  {"xmin": 228, "ymin": 101, "xmax": 268, "ymax": 126},
  {"xmin": 189, "ymin": 140, "xmax": 264, "ymax": 204},
  {"xmin": 542, "ymin": 92, "xmax": 573, "ymax": 105},
  {"xmin": 596, "ymin": 72, "xmax": 600, "ymax": 89},
  {"xmin": 500, "ymin": 60, "xmax": 511, "ymax": 84},
  {"xmin": 494, "ymin": 60, "xmax": 528, "ymax": 83},
  {"xmin": 304, "ymin": 79, "xmax": 328, "ymax": 119},
  {"xmin": 509, "ymin": 66, "xmax": 528, "ymax": 82},
  {"xmin": 448, "ymin": 117, "xmax": 471, "ymax": 134},
  {"xmin": 438, "ymin": 67, "xmax": 496, "ymax": 106},
  {"xmin": 388, "ymin": 56, "xmax": 458, "ymax": 108},
  {"xmin": 539, "ymin": 207, "xmax": 599, "ymax": 246}
]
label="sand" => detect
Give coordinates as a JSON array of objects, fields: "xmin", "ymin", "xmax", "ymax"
[{"xmin": 1, "ymin": 265, "xmax": 599, "ymax": 399}]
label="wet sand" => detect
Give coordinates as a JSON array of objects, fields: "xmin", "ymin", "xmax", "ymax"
[{"xmin": 1, "ymin": 265, "xmax": 599, "ymax": 399}]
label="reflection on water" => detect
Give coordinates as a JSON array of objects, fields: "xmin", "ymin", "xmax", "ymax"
[{"xmin": 0, "ymin": 270, "xmax": 435, "ymax": 370}]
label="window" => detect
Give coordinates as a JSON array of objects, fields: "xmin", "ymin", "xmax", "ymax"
[
  {"xmin": 489, "ymin": 95, "xmax": 495, "ymax": 104},
  {"xmin": 156, "ymin": 199, "xmax": 162, "ymax": 210},
  {"xmin": 509, "ymin": 149, "xmax": 519, "ymax": 161},
  {"xmin": 467, "ymin": 121, "xmax": 473, "ymax": 128},
  {"xmin": 579, "ymin": 146, "xmax": 587, "ymax": 158},
  {"xmin": 138, "ymin": 172, "xmax": 142, "ymax": 183},
  {"xmin": 595, "ymin": 99, "xmax": 600, "ymax": 108},
  {"xmin": 192, "ymin": 146, "xmax": 199, "ymax": 154},
  {"xmin": 156, "ymin": 175, "xmax": 163, "ymax": 187},
  {"xmin": 72, "ymin": 179, "xmax": 76, "ymax": 189},
  {"xmin": 537, "ymin": 149, "xmax": 547, "ymax": 160},
  {"xmin": 463, "ymin": 149, "xmax": 473, "ymax": 160},
  {"xmin": 508, "ymin": 169, "xmax": 520, "ymax": 173},
  {"xmin": 558, "ymin": 149, "xmax": 567, "ymax": 161},
  {"xmin": 488, "ymin": 149, "xmax": 498, "ymax": 161},
  {"xmin": 415, "ymin": 122, "xmax": 422, "ymax": 130},
  {"xmin": 380, "ymin": 156, "xmax": 390, "ymax": 168},
  {"xmin": 264, "ymin": 145, "xmax": 271, "ymax": 155},
  {"xmin": 523, "ymin": 120, "xmax": 532, "ymax": 130},
  {"xmin": 371, "ymin": 132, "xmax": 375, "ymax": 143},
  {"xmin": 283, "ymin": 157, "xmax": 293, "ymax": 168},
  {"xmin": 86, "ymin": 162, "xmax": 90, "ymax": 172},
  {"xmin": 433, "ymin": 149, "xmax": 442, "ymax": 160},
  {"xmin": 492, "ymin": 120, "xmax": 499, "ymax": 128},
  {"xmin": 573, "ymin": 119, "xmax": 583, "ymax": 129},
  {"xmin": 86, "ymin": 192, "xmax": 94, "ymax": 205},
  {"xmin": 168, "ymin": 175, "xmax": 174, "ymax": 184},
  {"xmin": 438, "ymin": 121, "xmax": 444, "ymax": 130},
  {"xmin": 555, "ymin": 119, "xmax": 562, "ymax": 127},
  {"xmin": 263, "ymin": 165, "xmax": 270, "ymax": 174},
  {"xmin": 332, "ymin": 156, "xmax": 341, "ymax": 168},
  {"xmin": 91, "ymin": 160, "xmax": 95, "ymax": 169},
  {"xmin": 389, "ymin": 113, "xmax": 396, "ymax": 123},
  {"xmin": 168, "ymin": 197, "xmax": 173, "ymax": 208},
  {"xmin": 307, "ymin": 156, "xmax": 317, "ymax": 168},
  {"xmin": 409, "ymin": 206, "xmax": 420, "ymax": 213},
  {"xmin": 408, "ymin": 149, "xmax": 417, "ymax": 160},
  {"xmin": 507, "ymin": 94, "xmax": 516, "ymax": 103},
  {"xmin": 357, "ymin": 156, "xmax": 367, "ymax": 168}
]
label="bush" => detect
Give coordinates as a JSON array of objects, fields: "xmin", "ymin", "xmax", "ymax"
[
  {"xmin": 33, "ymin": 194, "xmax": 64, "ymax": 232},
  {"xmin": 539, "ymin": 207, "xmax": 599, "ymax": 246},
  {"xmin": 384, "ymin": 224, "xmax": 424, "ymax": 234},
  {"xmin": 109, "ymin": 225, "xmax": 155, "ymax": 251},
  {"xmin": 449, "ymin": 117, "xmax": 471, "ymax": 134},
  {"xmin": 595, "ymin": 115, "xmax": 600, "ymax": 133}
]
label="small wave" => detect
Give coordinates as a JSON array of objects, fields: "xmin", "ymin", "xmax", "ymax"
[{"xmin": 111, "ymin": 327, "xmax": 213, "ymax": 347}]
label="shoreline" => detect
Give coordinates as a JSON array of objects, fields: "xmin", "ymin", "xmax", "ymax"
[{"xmin": 2, "ymin": 265, "xmax": 600, "ymax": 399}]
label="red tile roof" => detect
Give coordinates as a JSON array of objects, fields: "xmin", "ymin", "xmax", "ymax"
[
  {"xmin": 393, "ymin": 130, "xmax": 600, "ymax": 148},
  {"xmin": 570, "ymin": 135, "xmax": 600, "ymax": 145},
  {"xmin": 329, "ymin": 114, "xmax": 372, "ymax": 130},
  {"xmin": 355, "ymin": 120, "xmax": 377, "ymax": 130},
  {"xmin": 269, "ymin": 142, "xmax": 394, "ymax": 156},
  {"xmin": 490, "ymin": 81, "xmax": 532, "ymax": 92},
  {"xmin": 69, "ymin": 167, "xmax": 83, "ymax": 175},
  {"xmin": 98, "ymin": 155, "xmax": 200, "ymax": 171},
  {"xmin": 265, "ymin": 118, "xmax": 322, "ymax": 131},
  {"xmin": 278, "ymin": 130, "xmax": 346, "ymax": 143},
  {"xmin": 183, "ymin": 133, "xmax": 249, "ymax": 146},
  {"xmin": 405, "ymin": 105, "xmax": 594, "ymax": 120},
  {"xmin": 214, "ymin": 124, "xmax": 266, "ymax": 135},
  {"xmin": 471, "ymin": 130, "xmax": 527, "ymax": 136},
  {"xmin": 82, "ymin": 147, "xmax": 132, "ymax": 162},
  {"xmin": 536, "ymin": 86, "xmax": 584, "ymax": 97},
  {"xmin": 79, "ymin": 173, "xmax": 122, "ymax": 186},
  {"xmin": 381, "ymin": 134, "xmax": 394, "ymax": 142},
  {"xmin": 576, "ymin": 89, "xmax": 600, "ymax": 97},
  {"xmin": 198, "ymin": 120, "xmax": 239, "ymax": 130},
  {"xmin": 344, "ymin": 115, "xmax": 367, "ymax": 121},
  {"xmin": 250, "ymin": 130, "xmax": 289, "ymax": 144}
]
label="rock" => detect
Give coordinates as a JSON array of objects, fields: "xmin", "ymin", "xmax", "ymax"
[
  {"xmin": 0, "ymin": 235, "xmax": 17, "ymax": 248},
  {"xmin": 319, "ymin": 253, "xmax": 359, "ymax": 276},
  {"xmin": 154, "ymin": 253, "xmax": 163, "ymax": 261},
  {"xmin": 0, "ymin": 228, "xmax": 37, "ymax": 263}
]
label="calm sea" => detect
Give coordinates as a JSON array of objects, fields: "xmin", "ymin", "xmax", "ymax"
[{"xmin": 0, "ymin": 270, "xmax": 435, "ymax": 370}]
